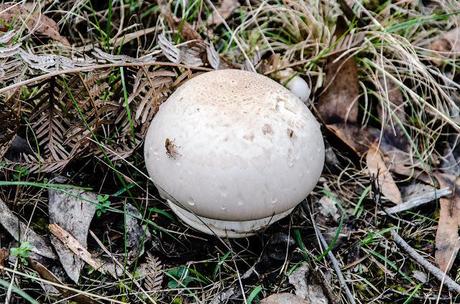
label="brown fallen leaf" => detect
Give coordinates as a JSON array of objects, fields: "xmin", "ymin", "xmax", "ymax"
[
  {"xmin": 29, "ymin": 258, "xmax": 97, "ymax": 304},
  {"xmin": 434, "ymin": 173, "xmax": 460, "ymax": 273},
  {"xmin": 366, "ymin": 142, "xmax": 402, "ymax": 204},
  {"xmin": 261, "ymin": 293, "xmax": 309, "ymax": 304},
  {"xmin": 381, "ymin": 145, "xmax": 418, "ymax": 177},
  {"xmin": 325, "ymin": 123, "xmax": 375, "ymax": 155},
  {"xmin": 430, "ymin": 28, "xmax": 460, "ymax": 57},
  {"xmin": 0, "ymin": 3, "xmax": 69, "ymax": 45},
  {"xmin": 317, "ymin": 53, "xmax": 359, "ymax": 124},
  {"xmin": 207, "ymin": 0, "xmax": 240, "ymax": 26}
]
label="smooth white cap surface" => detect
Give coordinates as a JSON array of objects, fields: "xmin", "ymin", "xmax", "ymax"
[
  {"xmin": 286, "ymin": 75, "xmax": 311, "ymax": 103},
  {"xmin": 144, "ymin": 69, "xmax": 324, "ymax": 223}
]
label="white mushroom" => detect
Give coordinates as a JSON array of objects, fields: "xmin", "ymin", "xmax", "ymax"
[
  {"xmin": 144, "ymin": 69, "xmax": 324, "ymax": 237},
  {"xmin": 276, "ymin": 68, "xmax": 311, "ymax": 102}
]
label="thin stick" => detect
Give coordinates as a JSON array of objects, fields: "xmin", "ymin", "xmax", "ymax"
[
  {"xmin": 49, "ymin": 224, "xmax": 117, "ymax": 278},
  {"xmin": 391, "ymin": 230, "xmax": 460, "ymax": 293},
  {"xmin": 385, "ymin": 187, "xmax": 452, "ymax": 215},
  {"xmin": 312, "ymin": 220, "xmax": 356, "ymax": 304}
]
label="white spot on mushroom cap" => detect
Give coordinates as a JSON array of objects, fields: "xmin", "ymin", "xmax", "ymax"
[{"xmin": 144, "ymin": 69, "xmax": 324, "ymax": 222}]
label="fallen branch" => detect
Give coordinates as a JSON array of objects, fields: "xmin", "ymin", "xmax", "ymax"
[
  {"xmin": 390, "ymin": 230, "xmax": 460, "ymax": 293},
  {"xmin": 48, "ymin": 224, "xmax": 118, "ymax": 278},
  {"xmin": 385, "ymin": 187, "xmax": 452, "ymax": 215}
]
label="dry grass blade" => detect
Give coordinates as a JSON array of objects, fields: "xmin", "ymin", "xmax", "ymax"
[
  {"xmin": 367, "ymin": 142, "xmax": 402, "ymax": 204},
  {"xmin": 434, "ymin": 174, "xmax": 460, "ymax": 273},
  {"xmin": 377, "ymin": 76, "xmax": 409, "ymax": 151},
  {"xmin": 28, "ymin": 259, "xmax": 97, "ymax": 304}
]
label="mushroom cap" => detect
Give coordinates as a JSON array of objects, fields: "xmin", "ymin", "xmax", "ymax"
[{"xmin": 144, "ymin": 69, "xmax": 324, "ymax": 222}]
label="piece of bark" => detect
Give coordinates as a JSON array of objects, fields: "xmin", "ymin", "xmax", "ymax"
[{"xmin": 125, "ymin": 203, "xmax": 150, "ymax": 262}]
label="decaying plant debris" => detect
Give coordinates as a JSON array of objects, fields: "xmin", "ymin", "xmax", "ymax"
[{"xmin": 1, "ymin": 0, "xmax": 460, "ymax": 303}]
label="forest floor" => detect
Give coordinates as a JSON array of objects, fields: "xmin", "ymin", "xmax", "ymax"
[{"xmin": 1, "ymin": 0, "xmax": 460, "ymax": 303}]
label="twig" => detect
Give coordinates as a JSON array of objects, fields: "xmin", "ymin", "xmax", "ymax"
[
  {"xmin": 390, "ymin": 230, "xmax": 460, "ymax": 293},
  {"xmin": 385, "ymin": 187, "xmax": 452, "ymax": 215},
  {"xmin": 49, "ymin": 224, "xmax": 117, "ymax": 278},
  {"xmin": 312, "ymin": 220, "xmax": 356, "ymax": 304}
]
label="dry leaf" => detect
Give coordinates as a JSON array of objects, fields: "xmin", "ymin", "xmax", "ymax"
[
  {"xmin": 49, "ymin": 189, "xmax": 97, "ymax": 283},
  {"xmin": 207, "ymin": 0, "xmax": 240, "ymax": 26},
  {"xmin": 430, "ymin": 28, "xmax": 460, "ymax": 56},
  {"xmin": 261, "ymin": 293, "xmax": 309, "ymax": 304},
  {"xmin": 318, "ymin": 196, "xmax": 339, "ymax": 222},
  {"xmin": 380, "ymin": 146, "xmax": 417, "ymax": 177},
  {"xmin": 366, "ymin": 143, "xmax": 402, "ymax": 204},
  {"xmin": 318, "ymin": 54, "xmax": 359, "ymax": 124},
  {"xmin": 29, "ymin": 258, "xmax": 97, "ymax": 303},
  {"xmin": 287, "ymin": 264, "xmax": 328, "ymax": 304},
  {"xmin": 434, "ymin": 174, "xmax": 460, "ymax": 273},
  {"xmin": 325, "ymin": 124, "xmax": 375, "ymax": 155},
  {"xmin": 0, "ymin": 198, "xmax": 56, "ymax": 259},
  {"xmin": 0, "ymin": 3, "xmax": 69, "ymax": 45}
]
